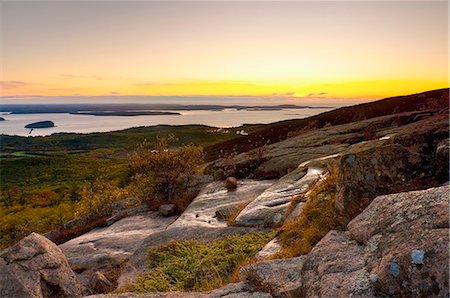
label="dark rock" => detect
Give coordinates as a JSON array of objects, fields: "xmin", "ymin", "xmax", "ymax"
[
  {"xmin": 88, "ymin": 271, "xmax": 112, "ymax": 294},
  {"xmin": 24, "ymin": 121, "xmax": 55, "ymax": 129},
  {"xmin": 0, "ymin": 232, "xmax": 82, "ymax": 297},
  {"xmin": 158, "ymin": 204, "xmax": 177, "ymax": 217},
  {"xmin": 0, "ymin": 117, "xmax": 4, "ymax": 121},
  {"xmin": 225, "ymin": 177, "xmax": 238, "ymax": 190},
  {"xmin": 335, "ymin": 143, "xmax": 426, "ymax": 216}
]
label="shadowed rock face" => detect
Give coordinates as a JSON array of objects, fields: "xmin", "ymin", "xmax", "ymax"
[{"xmin": 0, "ymin": 232, "xmax": 82, "ymax": 298}]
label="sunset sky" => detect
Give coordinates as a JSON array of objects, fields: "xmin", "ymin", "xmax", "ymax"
[{"xmin": 0, "ymin": 1, "xmax": 448, "ymax": 102}]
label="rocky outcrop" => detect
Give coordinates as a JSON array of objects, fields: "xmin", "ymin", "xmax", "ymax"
[
  {"xmin": 347, "ymin": 186, "xmax": 449, "ymax": 297},
  {"xmin": 207, "ymin": 109, "xmax": 448, "ymax": 180},
  {"xmin": 59, "ymin": 212, "xmax": 177, "ymax": 288},
  {"xmin": 300, "ymin": 231, "xmax": 373, "ymax": 297},
  {"xmin": 0, "ymin": 232, "xmax": 82, "ymax": 298},
  {"xmin": 169, "ymin": 179, "xmax": 273, "ymax": 229},
  {"xmin": 233, "ymin": 165, "xmax": 325, "ymax": 228},
  {"xmin": 87, "ymin": 282, "xmax": 271, "ymax": 297},
  {"xmin": 235, "ymin": 186, "xmax": 449, "ymax": 298},
  {"xmin": 240, "ymin": 257, "xmax": 306, "ymax": 297}
]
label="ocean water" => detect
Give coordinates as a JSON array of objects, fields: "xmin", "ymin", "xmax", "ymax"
[{"xmin": 0, "ymin": 108, "xmax": 333, "ymax": 137}]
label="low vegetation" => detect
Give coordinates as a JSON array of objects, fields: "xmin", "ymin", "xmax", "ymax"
[
  {"xmin": 128, "ymin": 231, "xmax": 274, "ymax": 293},
  {"xmin": 74, "ymin": 179, "xmax": 129, "ymax": 224},
  {"xmin": 276, "ymin": 171, "xmax": 349, "ymax": 258},
  {"xmin": 128, "ymin": 135, "xmax": 204, "ymax": 211}
]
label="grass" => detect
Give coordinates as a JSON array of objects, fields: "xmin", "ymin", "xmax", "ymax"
[
  {"xmin": 276, "ymin": 171, "xmax": 350, "ymax": 258},
  {"xmin": 128, "ymin": 231, "xmax": 275, "ymax": 293}
]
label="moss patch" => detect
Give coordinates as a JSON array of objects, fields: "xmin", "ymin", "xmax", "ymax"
[{"xmin": 128, "ymin": 231, "xmax": 274, "ymax": 293}]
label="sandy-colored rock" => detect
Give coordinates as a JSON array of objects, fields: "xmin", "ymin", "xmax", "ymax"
[
  {"xmin": 301, "ymin": 230, "xmax": 372, "ymax": 298},
  {"xmin": 348, "ymin": 186, "xmax": 449, "ymax": 297},
  {"xmin": 256, "ymin": 238, "xmax": 282, "ymax": 259},
  {"xmin": 59, "ymin": 212, "xmax": 177, "ymax": 283},
  {"xmin": 240, "ymin": 257, "xmax": 306, "ymax": 297},
  {"xmin": 0, "ymin": 232, "xmax": 82, "ymax": 298}
]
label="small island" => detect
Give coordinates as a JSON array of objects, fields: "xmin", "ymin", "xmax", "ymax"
[{"xmin": 24, "ymin": 121, "xmax": 55, "ymax": 129}]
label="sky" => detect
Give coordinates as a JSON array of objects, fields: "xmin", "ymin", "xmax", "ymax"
[{"xmin": 0, "ymin": 1, "xmax": 448, "ymax": 104}]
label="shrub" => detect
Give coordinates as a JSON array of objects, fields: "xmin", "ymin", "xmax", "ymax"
[
  {"xmin": 128, "ymin": 136, "xmax": 204, "ymax": 209},
  {"xmin": 74, "ymin": 179, "xmax": 128, "ymax": 224},
  {"xmin": 276, "ymin": 171, "xmax": 349, "ymax": 258},
  {"xmin": 128, "ymin": 231, "xmax": 274, "ymax": 293}
]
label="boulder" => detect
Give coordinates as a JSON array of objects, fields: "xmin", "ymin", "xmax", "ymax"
[
  {"xmin": 239, "ymin": 257, "xmax": 306, "ymax": 297},
  {"xmin": 335, "ymin": 143, "xmax": 426, "ymax": 215},
  {"xmin": 158, "ymin": 204, "xmax": 177, "ymax": 217},
  {"xmin": 225, "ymin": 177, "xmax": 238, "ymax": 190},
  {"xmin": 301, "ymin": 186, "xmax": 449, "ymax": 297},
  {"xmin": 347, "ymin": 186, "xmax": 449, "ymax": 297},
  {"xmin": 255, "ymin": 237, "xmax": 282, "ymax": 259},
  {"xmin": 301, "ymin": 231, "xmax": 372, "ymax": 298},
  {"xmin": 0, "ymin": 232, "xmax": 82, "ymax": 298}
]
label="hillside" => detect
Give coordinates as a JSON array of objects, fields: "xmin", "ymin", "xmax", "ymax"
[{"xmin": 205, "ymin": 88, "xmax": 449, "ymax": 160}]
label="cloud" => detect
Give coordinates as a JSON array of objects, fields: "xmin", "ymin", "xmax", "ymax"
[
  {"xmin": 272, "ymin": 91, "xmax": 296, "ymax": 97},
  {"xmin": 58, "ymin": 74, "xmax": 104, "ymax": 80},
  {"xmin": 0, "ymin": 81, "xmax": 28, "ymax": 89},
  {"xmin": 306, "ymin": 92, "xmax": 327, "ymax": 97},
  {"xmin": 135, "ymin": 80, "xmax": 254, "ymax": 88},
  {"xmin": 47, "ymin": 88, "xmax": 82, "ymax": 91}
]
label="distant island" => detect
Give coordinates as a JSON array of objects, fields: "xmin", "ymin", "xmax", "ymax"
[
  {"xmin": 71, "ymin": 111, "xmax": 181, "ymax": 116},
  {"xmin": 0, "ymin": 104, "xmax": 332, "ymax": 115},
  {"xmin": 24, "ymin": 121, "xmax": 55, "ymax": 129}
]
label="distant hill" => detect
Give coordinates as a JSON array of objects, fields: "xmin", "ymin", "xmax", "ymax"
[{"xmin": 205, "ymin": 88, "xmax": 449, "ymax": 160}]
